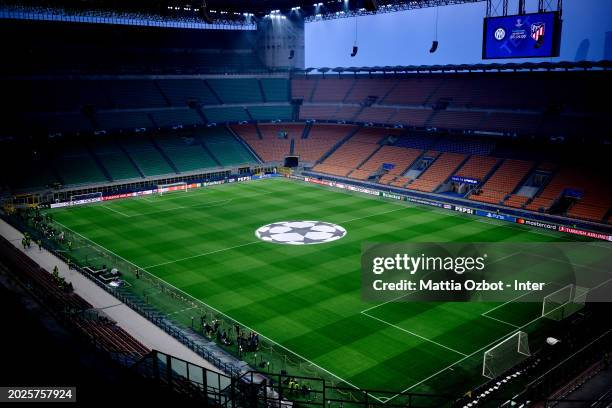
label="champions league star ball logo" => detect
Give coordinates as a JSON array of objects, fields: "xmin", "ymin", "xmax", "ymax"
[{"xmin": 255, "ymin": 221, "xmax": 347, "ymax": 245}]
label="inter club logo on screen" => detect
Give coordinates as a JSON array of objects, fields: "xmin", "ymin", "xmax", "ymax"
[
  {"xmin": 494, "ymin": 27, "xmax": 506, "ymax": 40},
  {"xmin": 531, "ymin": 23, "xmax": 545, "ymax": 41}
]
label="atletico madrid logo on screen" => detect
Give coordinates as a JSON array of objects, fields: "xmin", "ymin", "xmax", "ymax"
[{"xmin": 531, "ymin": 23, "xmax": 545, "ymax": 41}]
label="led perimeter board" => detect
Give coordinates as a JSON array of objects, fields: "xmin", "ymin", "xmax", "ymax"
[{"xmin": 482, "ymin": 12, "xmax": 561, "ymax": 59}]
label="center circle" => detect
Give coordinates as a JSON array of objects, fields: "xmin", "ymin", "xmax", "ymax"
[{"xmin": 255, "ymin": 221, "xmax": 347, "ymax": 245}]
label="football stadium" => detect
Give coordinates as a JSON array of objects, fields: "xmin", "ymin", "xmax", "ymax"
[{"xmin": 0, "ymin": 0, "xmax": 611, "ymax": 406}]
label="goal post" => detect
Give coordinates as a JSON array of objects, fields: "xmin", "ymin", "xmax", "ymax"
[
  {"xmin": 482, "ymin": 331, "xmax": 531, "ymax": 379},
  {"xmin": 157, "ymin": 182, "xmax": 190, "ymax": 196},
  {"xmin": 542, "ymin": 284, "xmax": 588, "ymax": 321}
]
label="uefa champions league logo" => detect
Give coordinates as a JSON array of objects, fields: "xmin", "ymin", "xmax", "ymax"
[{"xmin": 255, "ymin": 221, "xmax": 347, "ymax": 245}]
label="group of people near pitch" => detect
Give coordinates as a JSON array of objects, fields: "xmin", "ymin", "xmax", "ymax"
[
  {"xmin": 19, "ymin": 207, "xmax": 72, "ymax": 251},
  {"xmin": 201, "ymin": 317, "xmax": 260, "ymax": 355}
]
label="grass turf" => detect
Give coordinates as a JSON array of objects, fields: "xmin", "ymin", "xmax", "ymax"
[{"xmin": 48, "ymin": 177, "xmax": 589, "ymax": 400}]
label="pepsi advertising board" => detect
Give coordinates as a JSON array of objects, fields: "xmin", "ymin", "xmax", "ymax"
[{"xmin": 483, "ymin": 12, "xmax": 561, "ymax": 59}]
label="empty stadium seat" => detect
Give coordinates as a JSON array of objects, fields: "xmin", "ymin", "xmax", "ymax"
[
  {"xmin": 149, "ymin": 109, "xmax": 203, "ymax": 128},
  {"xmin": 201, "ymin": 127, "xmax": 257, "ymax": 166},
  {"xmin": 291, "ymin": 78, "xmax": 318, "ymax": 101},
  {"xmin": 55, "ymin": 144, "xmax": 109, "ymax": 186},
  {"xmin": 313, "ymin": 128, "xmax": 397, "ymax": 177},
  {"xmin": 234, "ymin": 123, "xmax": 300, "ymax": 162},
  {"xmin": 156, "ymin": 79, "xmax": 220, "ymax": 106},
  {"xmin": 311, "ymin": 78, "xmax": 354, "ymax": 102},
  {"xmin": 207, "ymin": 78, "xmax": 263, "ymax": 104},
  {"xmin": 358, "ymin": 145, "xmax": 422, "ymax": 175},
  {"xmin": 293, "ymin": 124, "xmax": 355, "ymax": 163},
  {"xmin": 260, "ymin": 78, "xmax": 290, "ymax": 102},
  {"xmin": 407, "ymin": 152, "xmax": 466, "ymax": 193},
  {"xmin": 526, "ymin": 168, "xmax": 612, "ymax": 222},
  {"xmin": 203, "ymin": 107, "xmax": 250, "ymax": 123},
  {"xmin": 107, "ymin": 80, "xmax": 168, "ymax": 109},
  {"xmin": 119, "ymin": 137, "xmax": 175, "ymax": 176},
  {"xmin": 454, "ymin": 155, "xmax": 499, "ymax": 181},
  {"xmin": 247, "ymin": 105, "xmax": 292, "ymax": 122},
  {"xmin": 154, "ymin": 133, "xmax": 218, "ymax": 172},
  {"xmin": 470, "ymin": 159, "xmax": 534, "ymax": 205},
  {"xmin": 89, "ymin": 139, "xmax": 142, "ymax": 181},
  {"xmin": 96, "ymin": 111, "xmax": 154, "ymax": 130}
]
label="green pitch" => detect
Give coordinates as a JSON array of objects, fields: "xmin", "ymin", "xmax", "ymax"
[{"xmin": 49, "ymin": 178, "xmax": 588, "ymax": 401}]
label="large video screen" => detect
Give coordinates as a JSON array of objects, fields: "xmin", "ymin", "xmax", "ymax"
[{"xmin": 483, "ymin": 12, "xmax": 561, "ymax": 59}]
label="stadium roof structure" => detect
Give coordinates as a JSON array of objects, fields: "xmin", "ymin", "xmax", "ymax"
[
  {"xmin": 295, "ymin": 60, "xmax": 612, "ymax": 75},
  {"xmin": 4, "ymin": 0, "xmax": 486, "ymax": 23}
]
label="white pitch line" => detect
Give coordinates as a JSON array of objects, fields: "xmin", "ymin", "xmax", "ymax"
[
  {"xmin": 132, "ymin": 198, "xmax": 234, "ymax": 218},
  {"xmin": 101, "ymin": 205, "xmax": 130, "ymax": 217},
  {"xmin": 361, "ymin": 311, "xmax": 468, "ymax": 357},
  {"xmin": 482, "ymin": 282, "xmax": 550, "ymax": 316},
  {"xmin": 528, "ymin": 252, "xmax": 612, "ymax": 274},
  {"xmin": 137, "ymin": 189, "xmax": 282, "ymax": 218},
  {"xmin": 481, "ymin": 314, "xmax": 519, "ymax": 328},
  {"xmin": 341, "ymin": 206, "xmax": 408, "ymax": 223},
  {"xmin": 586, "ymin": 277, "xmax": 612, "ymax": 292},
  {"xmin": 143, "ymin": 241, "xmax": 261, "ymax": 270},
  {"xmin": 360, "ymin": 290, "xmax": 418, "ymax": 314},
  {"xmin": 488, "ymin": 251, "xmax": 522, "ymax": 265},
  {"xmin": 52, "ymin": 219, "xmax": 385, "ymax": 403}
]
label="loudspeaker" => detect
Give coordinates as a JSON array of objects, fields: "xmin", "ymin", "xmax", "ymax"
[
  {"xmin": 363, "ymin": 0, "xmax": 377, "ymax": 12},
  {"xmin": 289, "ymin": 49, "xmax": 295, "ymax": 59},
  {"xmin": 350, "ymin": 46, "xmax": 358, "ymax": 57},
  {"xmin": 429, "ymin": 40, "xmax": 439, "ymax": 53}
]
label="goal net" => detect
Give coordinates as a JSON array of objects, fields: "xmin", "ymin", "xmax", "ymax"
[
  {"xmin": 157, "ymin": 182, "xmax": 190, "ymax": 196},
  {"xmin": 70, "ymin": 192, "xmax": 102, "ymax": 205},
  {"xmin": 542, "ymin": 284, "xmax": 588, "ymax": 321},
  {"xmin": 482, "ymin": 331, "xmax": 530, "ymax": 379}
]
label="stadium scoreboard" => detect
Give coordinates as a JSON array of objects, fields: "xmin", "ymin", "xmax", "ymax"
[{"xmin": 482, "ymin": 12, "xmax": 562, "ymax": 59}]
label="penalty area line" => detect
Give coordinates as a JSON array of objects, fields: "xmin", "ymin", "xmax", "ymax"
[
  {"xmin": 481, "ymin": 314, "xmax": 519, "ymax": 328},
  {"xmin": 482, "ymin": 280, "xmax": 553, "ymax": 317},
  {"xmin": 383, "ymin": 303, "xmax": 554, "ymax": 404},
  {"xmin": 360, "ymin": 311, "xmax": 468, "ymax": 357}
]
